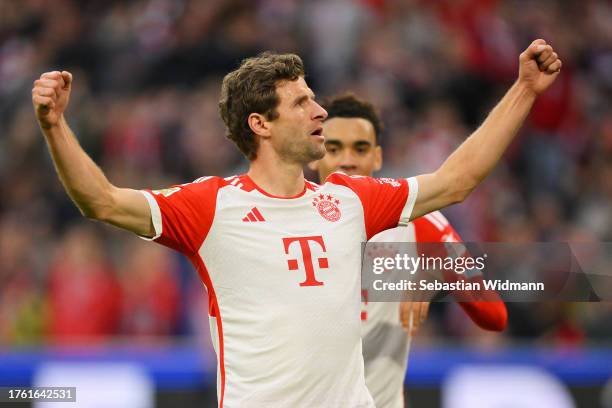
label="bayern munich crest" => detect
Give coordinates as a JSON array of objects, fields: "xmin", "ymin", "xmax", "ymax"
[{"xmin": 312, "ymin": 194, "xmax": 341, "ymax": 222}]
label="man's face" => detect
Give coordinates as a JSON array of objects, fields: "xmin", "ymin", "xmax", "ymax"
[
  {"xmin": 268, "ymin": 77, "xmax": 328, "ymax": 165},
  {"xmin": 313, "ymin": 117, "xmax": 382, "ymax": 181}
]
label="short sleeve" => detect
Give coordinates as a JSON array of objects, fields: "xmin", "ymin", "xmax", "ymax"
[
  {"xmin": 326, "ymin": 173, "xmax": 418, "ymax": 239},
  {"xmin": 414, "ymin": 212, "xmax": 508, "ymax": 330},
  {"xmin": 413, "ymin": 212, "xmax": 461, "ymax": 243},
  {"xmin": 139, "ymin": 177, "xmax": 223, "ymax": 255},
  {"xmin": 413, "ymin": 212, "xmax": 464, "ymax": 275}
]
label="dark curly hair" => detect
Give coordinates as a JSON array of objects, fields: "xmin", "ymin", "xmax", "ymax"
[
  {"xmin": 321, "ymin": 93, "xmax": 384, "ymax": 144},
  {"xmin": 219, "ymin": 52, "xmax": 305, "ymax": 160}
]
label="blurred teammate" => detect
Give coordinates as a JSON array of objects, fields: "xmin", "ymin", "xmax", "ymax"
[
  {"xmin": 312, "ymin": 93, "xmax": 508, "ymax": 408},
  {"xmin": 32, "ymin": 41, "xmax": 560, "ymax": 407}
]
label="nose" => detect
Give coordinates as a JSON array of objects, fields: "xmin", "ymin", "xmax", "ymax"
[
  {"xmin": 313, "ymin": 101, "xmax": 328, "ymax": 121},
  {"xmin": 338, "ymin": 149, "xmax": 358, "ymax": 170}
]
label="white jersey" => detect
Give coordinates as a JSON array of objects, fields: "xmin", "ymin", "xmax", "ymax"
[
  {"xmin": 140, "ymin": 172, "xmax": 418, "ymax": 407},
  {"xmin": 361, "ymin": 212, "xmax": 460, "ymax": 408}
]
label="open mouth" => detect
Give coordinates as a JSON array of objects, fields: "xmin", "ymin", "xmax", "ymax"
[{"xmin": 311, "ymin": 128, "xmax": 323, "ymax": 137}]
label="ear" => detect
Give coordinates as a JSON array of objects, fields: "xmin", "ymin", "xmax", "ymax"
[
  {"xmin": 373, "ymin": 146, "xmax": 383, "ymax": 172},
  {"xmin": 248, "ymin": 113, "xmax": 272, "ymax": 139}
]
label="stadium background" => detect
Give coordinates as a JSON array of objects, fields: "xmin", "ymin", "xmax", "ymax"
[{"xmin": 0, "ymin": 0, "xmax": 610, "ymax": 406}]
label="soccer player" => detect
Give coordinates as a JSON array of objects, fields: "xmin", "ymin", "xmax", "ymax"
[
  {"xmin": 32, "ymin": 40, "xmax": 560, "ymax": 407},
  {"xmin": 312, "ymin": 93, "xmax": 508, "ymax": 408}
]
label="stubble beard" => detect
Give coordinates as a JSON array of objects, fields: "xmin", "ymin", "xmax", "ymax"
[{"xmin": 277, "ymin": 137, "xmax": 325, "ymax": 165}]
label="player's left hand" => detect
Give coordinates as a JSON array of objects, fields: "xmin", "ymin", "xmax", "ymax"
[
  {"xmin": 399, "ymin": 301, "xmax": 429, "ymax": 336},
  {"xmin": 518, "ymin": 39, "xmax": 562, "ymax": 95}
]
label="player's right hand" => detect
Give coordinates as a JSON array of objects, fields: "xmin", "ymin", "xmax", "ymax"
[{"xmin": 32, "ymin": 71, "xmax": 72, "ymax": 129}]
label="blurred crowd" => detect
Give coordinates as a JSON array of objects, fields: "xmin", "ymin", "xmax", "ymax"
[{"xmin": 0, "ymin": 0, "xmax": 610, "ymax": 347}]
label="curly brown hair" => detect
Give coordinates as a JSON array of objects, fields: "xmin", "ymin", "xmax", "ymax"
[
  {"xmin": 321, "ymin": 93, "xmax": 384, "ymax": 144},
  {"xmin": 219, "ymin": 52, "xmax": 305, "ymax": 160}
]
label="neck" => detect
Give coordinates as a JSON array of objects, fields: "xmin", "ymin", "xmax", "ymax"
[{"xmin": 248, "ymin": 153, "xmax": 306, "ymax": 198}]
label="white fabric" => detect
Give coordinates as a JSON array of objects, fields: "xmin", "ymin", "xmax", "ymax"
[
  {"xmin": 401, "ymin": 177, "xmax": 419, "ymax": 222},
  {"xmin": 138, "ymin": 190, "xmax": 162, "ymax": 240},
  {"xmin": 142, "ymin": 176, "xmax": 416, "ymax": 407},
  {"xmin": 361, "ymin": 225, "xmax": 417, "ymax": 408}
]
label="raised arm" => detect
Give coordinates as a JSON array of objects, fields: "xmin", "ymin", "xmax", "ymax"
[
  {"xmin": 32, "ymin": 71, "xmax": 154, "ymax": 237},
  {"xmin": 411, "ymin": 39, "xmax": 562, "ymax": 219}
]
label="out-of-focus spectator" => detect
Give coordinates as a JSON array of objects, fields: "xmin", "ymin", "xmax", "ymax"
[
  {"xmin": 119, "ymin": 240, "xmax": 180, "ymax": 337},
  {"xmin": 0, "ymin": 0, "xmax": 610, "ymax": 346},
  {"xmin": 46, "ymin": 224, "xmax": 121, "ymax": 343},
  {"xmin": 0, "ymin": 217, "xmax": 45, "ymax": 345}
]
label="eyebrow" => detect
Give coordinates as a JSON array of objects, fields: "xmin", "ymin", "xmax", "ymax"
[
  {"xmin": 324, "ymin": 139, "xmax": 374, "ymax": 148},
  {"xmin": 292, "ymin": 92, "xmax": 316, "ymax": 107},
  {"xmin": 324, "ymin": 139, "xmax": 343, "ymax": 147},
  {"xmin": 353, "ymin": 140, "xmax": 373, "ymax": 148}
]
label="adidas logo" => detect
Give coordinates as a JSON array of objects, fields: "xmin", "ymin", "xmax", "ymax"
[{"xmin": 242, "ymin": 207, "xmax": 265, "ymax": 222}]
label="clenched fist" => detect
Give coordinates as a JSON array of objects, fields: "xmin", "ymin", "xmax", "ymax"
[
  {"xmin": 518, "ymin": 39, "xmax": 562, "ymax": 95},
  {"xmin": 32, "ymin": 71, "xmax": 73, "ymax": 129}
]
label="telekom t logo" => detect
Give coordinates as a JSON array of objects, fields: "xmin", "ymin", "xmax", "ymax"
[{"xmin": 282, "ymin": 236, "xmax": 329, "ymax": 287}]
